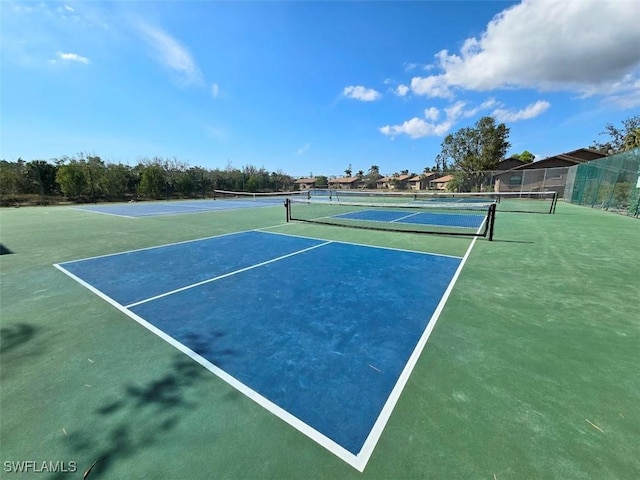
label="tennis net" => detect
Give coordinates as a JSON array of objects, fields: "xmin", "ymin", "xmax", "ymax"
[
  {"xmin": 213, "ymin": 189, "xmax": 307, "ymax": 203},
  {"xmin": 285, "ymin": 197, "xmax": 497, "ymax": 240},
  {"xmin": 308, "ymin": 189, "xmax": 557, "ymax": 214}
]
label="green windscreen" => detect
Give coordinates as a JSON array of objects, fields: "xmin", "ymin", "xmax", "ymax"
[{"xmin": 565, "ymin": 148, "xmax": 640, "ymax": 217}]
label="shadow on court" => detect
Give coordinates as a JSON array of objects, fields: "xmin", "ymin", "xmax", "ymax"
[
  {"xmin": 50, "ymin": 354, "xmax": 209, "ymax": 480},
  {"xmin": 0, "ymin": 244, "xmax": 14, "ymax": 255},
  {"xmin": 0, "ymin": 323, "xmax": 37, "ymax": 354},
  {"xmin": 183, "ymin": 331, "xmax": 237, "ymax": 365}
]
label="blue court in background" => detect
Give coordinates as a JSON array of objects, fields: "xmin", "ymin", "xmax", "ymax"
[
  {"xmin": 72, "ymin": 198, "xmax": 285, "ymax": 217},
  {"xmin": 56, "ymin": 231, "xmax": 461, "ymax": 457},
  {"xmin": 334, "ymin": 209, "xmax": 486, "ymax": 229}
]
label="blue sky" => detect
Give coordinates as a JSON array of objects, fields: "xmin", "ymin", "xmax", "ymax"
[{"xmin": 2, "ymin": 1, "xmax": 639, "ymax": 178}]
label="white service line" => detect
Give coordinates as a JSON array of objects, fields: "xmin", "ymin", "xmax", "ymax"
[
  {"xmin": 69, "ymin": 207, "xmax": 137, "ymax": 219},
  {"xmin": 124, "ymin": 241, "xmax": 333, "ymax": 308},
  {"xmin": 390, "ymin": 211, "xmax": 422, "ymax": 223}
]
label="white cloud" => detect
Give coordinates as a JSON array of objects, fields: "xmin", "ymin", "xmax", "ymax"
[
  {"xmin": 595, "ymin": 75, "xmax": 640, "ymax": 109},
  {"xmin": 380, "ymin": 100, "xmax": 468, "ymax": 139},
  {"xmin": 55, "ymin": 51, "xmax": 89, "ymax": 64},
  {"xmin": 379, "ymin": 99, "xmax": 507, "ymax": 139},
  {"xmin": 211, "ymin": 83, "xmax": 220, "ymax": 98},
  {"xmin": 423, "ymin": 107, "xmax": 439, "ymax": 121},
  {"xmin": 409, "ymin": 0, "xmax": 640, "ymax": 98},
  {"xmin": 462, "ymin": 97, "xmax": 499, "ymax": 119},
  {"xmin": 605, "ymin": 87, "xmax": 640, "ymax": 110},
  {"xmin": 136, "ymin": 22, "xmax": 203, "ymax": 86},
  {"xmin": 64, "ymin": 5, "xmax": 75, "ymax": 12},
  {"xmin": 297, "ymin": 143, "xmax": 310, "ymax": 155},
  {"xmin": 395, "ymin": 84, "xmax": 409, "ymax": 97},
  {"xmin": 343, "ymin": 85, "xmax": 382, "ymax": 102},
  {"xmin": 379, "ymin": 118, "xmax": 435, "ymax": 139},
  {"xmin": 492, "ymin": 100, "xmax": 551, "ymax": 122},
  {"xmin": 410, "ymin": 75, "xmax": 453, "ymax": 99}
]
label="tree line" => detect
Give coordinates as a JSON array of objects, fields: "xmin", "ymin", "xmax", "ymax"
[{"xmin": 0, "ymin": 155, "xmax": 296, "ymax": 206}]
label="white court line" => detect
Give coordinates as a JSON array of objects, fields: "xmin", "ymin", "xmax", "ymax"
[
  {"xmin": 72, "ymin": 202, "xmax": 281, "ymax": 219},
  {"xmin": 354, "ymin": 230, "xmax": 482, "ymax": 470},
  {"xmin": 69, "ymin": 207, "xmax": 137, "ymax": 219},
  {"xmin": 52, "ymin": 261, "xmax": 364, "ymax": 470},
  {"xmin": 124, "ymin": 241, "xmax": 332, "ymax": 308},
  {"xmin": 57, "ymin": 230, "xmax": 254, "ymax": 265},
  {"xmin": 390, "ymin": 211, "xmax": 422, "ymax": 223}
]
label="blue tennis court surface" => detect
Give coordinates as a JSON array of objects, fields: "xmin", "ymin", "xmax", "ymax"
[
  {"xmin": 72, "ymin": 199, "xmax": 284, "ymax": 218},
  {"xmin": 55, "ymin": 230, "xmax": 462, "ymax": 469},
  {"xmin": 334, "ymin": 209, "xmax": 486, "ymax": 229}
]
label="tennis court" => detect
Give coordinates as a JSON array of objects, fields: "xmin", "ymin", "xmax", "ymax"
[
  {"xmin": 54, "ymin": 230, "xmax": 464, "ymax": 470},
  {"xmin": 1, "ymin": 197, "xmax": 638, "ymax": 479},
  {"xmin": 72, "ymin": 193, "xmax": 297, "ymax": 218}
]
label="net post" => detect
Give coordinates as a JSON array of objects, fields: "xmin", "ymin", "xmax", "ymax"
[
  {"xmin": 284, "ymin": 198, "xmax": 291, "ymax": 222},
  {"xmin": 488, "ymin": 203, "xmax": 496, "ymax": 241},
  {"xmin": 551, "ymin": 191, "xmax": 558, "ymax": 214}
]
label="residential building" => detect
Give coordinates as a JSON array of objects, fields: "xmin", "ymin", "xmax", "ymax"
[
  {"xmin": 294, "ymin": 178, "xmax": 316, "ymax": 190},
  {"xmin": 328, "ymin": 177, "xmax": 362, "ymax": 190}
]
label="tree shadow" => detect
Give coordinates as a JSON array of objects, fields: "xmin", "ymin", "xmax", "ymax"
[
  {"xmin": 0, "ymin": 323, "xmax": 37, "ymax": 354},
  {"xmin": 183, "ymin": 330, "xmax": 236, "ymax": 367},
  {"xmin": 49, "ymin": 341, "xmax": 238, "ymax": 480}
]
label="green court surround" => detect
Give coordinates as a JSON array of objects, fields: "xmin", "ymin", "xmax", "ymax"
[{"xmin": 1, "ymin": 202, "xmax": 638, "ymax": 479}]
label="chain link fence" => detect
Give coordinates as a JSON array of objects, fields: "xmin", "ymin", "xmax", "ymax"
[
  {"xmin": 428, "ymin": 150, "xmax": 639, "ymax": 218},
  {"xmin": 564, "ymin": 148, "xmax": 640, "ymax": 217}
]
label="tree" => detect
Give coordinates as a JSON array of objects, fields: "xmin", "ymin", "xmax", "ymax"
[
  {"xmin": 186, "ymin": 167, "xmax": 209, "ymax": 198},
  {"xmin": 102, "ymin": 163, "xmax": 134, "ymax": 200},
  {"xmin": 510, "ymin": 150, "xmax": 535, "ymax": 163},
  {"xmin": 314, "ymin": 175, "xmax": 328, "ymax": 188},
  {"xmin": 245, "ymin": 176, "xmax": 259, "ymax": 192},
  {"xmin": 591, "ymin": 115, "xmax": 640, "ymax": 154},
  {"xmin": 0, "ymin": 160, "xmax": 21, "ymax": 200},
  {"xmin": 270, "ymin": 170, "xmax": 293, "ymax": 192},
  {"xmin": 56, "ymin": 161, "xmax": 87, "ymax": 199},
  {"xmin": 26, "ymin": 160, "xmax": 58, "ymax": 203},
  {"xmin": 434, "ymin": 152, "xmax": 448, "ymax": 173},
  {"xmin": 138, "ymin": 164, "xmax": 167, "ymax": 199},
  {"xmin": 623, "ymin": 128, "xmax": 640, "ymax": 151},
  {"xmin": 344, "ymin": 164, "xmax": 352, "ymax": 177},
  {"xmin": 174, "ymin": 170, "xmax": 196, "ymax": 197},
  {"xmin": 363, "ymin": 165, "xmax": 382, "ymax": 189},
  {"xmin": 438, "ymin": 116, "xmax": 511, "ymax": 172},
  {"xmin": 435, "ymin": 116, "xmax": 510, "ymax": 191},
  {"xmin": 82, "ymin": 155, "xmax": 106, "ymax": 202}
]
